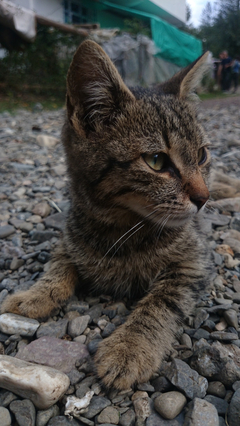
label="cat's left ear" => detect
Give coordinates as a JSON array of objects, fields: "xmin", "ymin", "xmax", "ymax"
[
  {"xmin": 159, "ymin": 51, "xmax": 211, "ymax": 101},
  {"xmin": 66, "ymin": 40, "xmax": 135, "ymax": 133}
]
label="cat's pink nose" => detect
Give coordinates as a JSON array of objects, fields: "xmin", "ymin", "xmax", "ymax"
[{"xmin": 185, "ymin": 173, "xmax": 209, "ymax": 211}]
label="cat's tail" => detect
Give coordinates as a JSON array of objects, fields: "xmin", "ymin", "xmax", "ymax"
[{"xmin": 1, "ymin": 242, "xmax": 78, "ymax": 319}]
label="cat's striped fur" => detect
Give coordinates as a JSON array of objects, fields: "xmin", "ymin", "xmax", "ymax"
[{"xmin": 2, "ymin": 40, "xmax": 211, "ymax": 390}]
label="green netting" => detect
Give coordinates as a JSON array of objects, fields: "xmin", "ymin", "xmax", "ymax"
[
  {"xmin": 100, "ymin": 1, "xmax": 202, "ymax": 67},
  {"xmin": 151, "ymin": 17, "xmax": 202, "ymax": 67}
]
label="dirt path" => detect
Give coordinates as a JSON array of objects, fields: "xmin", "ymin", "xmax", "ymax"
[{"xmin": 200, "ymin": 94, "xmax": 240, "ymax": 109}]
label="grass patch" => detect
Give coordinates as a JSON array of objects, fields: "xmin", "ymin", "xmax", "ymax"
[
  {"xmin": 0, "ymin": 91, "xmax": 65, "ymax": 114},
  {"xmin": 198, "ymin": 91, "xmax": 236, "ymax": 101}
]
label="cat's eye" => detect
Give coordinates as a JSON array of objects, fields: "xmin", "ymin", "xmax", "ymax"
[
  {"xmin": 143, "ymin": 153, "xmax": 165, "ymax": 171},
  {"xmin": 198, "ymin": 147, "xmax": 207, "ymax": 165}
]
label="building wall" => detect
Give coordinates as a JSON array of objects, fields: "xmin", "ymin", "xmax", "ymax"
[
  {"xmin": 7, "ymin": 0, "xmax": 185, "ymax": 26},
  {"xmin": 151, "ymin": 0, "xmax": 186, "ymax": 24},
  {"xmin": 7, "ymin": 0, "xmax": 64, "ymax": 22}
]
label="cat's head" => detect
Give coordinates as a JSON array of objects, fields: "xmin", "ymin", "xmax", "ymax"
[{"xmin": 64, "ymin": 40, "xmax": 210, "ymax": 228}]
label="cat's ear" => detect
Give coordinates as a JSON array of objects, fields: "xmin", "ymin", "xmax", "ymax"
[
  {"xmin": 66, "ymin": 40, "xmax": 135, "ymax": 132},
  {"xmin": 159, "ymin": 51, "xmax": 211, "ymax": 101}
]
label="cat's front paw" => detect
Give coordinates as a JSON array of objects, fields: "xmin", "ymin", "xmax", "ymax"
[
  {"xmin": 95, "ymin": 327, "xmax": 159, "ymax": 390},
  {"xmin": 1, "ymin": 291, "xmax": 55, "ymax": 319}
]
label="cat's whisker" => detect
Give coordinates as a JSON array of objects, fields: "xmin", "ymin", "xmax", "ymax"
[
  {"xmin": 106, "ymin": 222, "xmax": 146, "ymax": 265},
  {"xmin": 99, "ymin": 209, "xmax": 159, "ymax": 264},
  {"xmin": 157, "ymin": 213, "xmax": 173, "ymax": 239}
]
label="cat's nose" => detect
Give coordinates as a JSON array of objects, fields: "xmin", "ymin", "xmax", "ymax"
[
  {"xmin": 185, "ymin": 173, "xmax": 209, "ymax": 211},
  {"xmin": 190, "ymin": 195, "xmax": 208, "ymax": 211}
]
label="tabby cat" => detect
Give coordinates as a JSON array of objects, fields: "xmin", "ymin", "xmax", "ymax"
[{"xmin": 2, "ymin": 40, "xmax": 211, "ymax": 390}]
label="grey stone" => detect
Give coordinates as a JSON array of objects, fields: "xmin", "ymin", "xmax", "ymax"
[
  {"xmin": 84, "ymin": 396, "xmax": 111, "ymax": 419},
  {"xmin": 232, "ymin": 380, "xmax": 240, "ymax": 391},
  {"xmin": 97, "ymin": 406, "xmax": 120, "ymax": 424},
  {"xmin": 44, "ymin": 213, "xmax": 66, "ymax": 231},
  {"xmin": 223, "ymin": 309, "xmax": 238, "ymax": 329},
  {"xmin": 165, "ymin": 359, "xmax": 208, "ymax": 399},
  {"xmin": 65, "ymin": 301, "xmax": 89, "ymax": 315},
  {"xmin": 9, "ymin": 218, "xmax": 33, "ymax": 232},
  {"xmin": 30, "ymin": 230, "xmax": 58, "ymax": 242},
  {"xmin": 204, "ymin": 395, "xmax": 228, "ymax": 415},
  {"xmin": 194, "ymin": 309, "xmax": 209, "ymax": 329},
  {"xmin": 16, "ymin": 336, "xmax": 89, "ymax": 373},
  {"xmin": 36, "ymin": 319, "xmax": 68, "ymax": 339},
  {"xmin": 48, "ymin": 416, "xmax": 81, "ymax": 425},
  {"xmin": 67, "ymin": 368, "xmax": 85, "ymax": 386},
  {"xmin": 0, "ymin": 407, "xmax": 11, "ymax": 426},
  {"xmin": 183, "ymin": 397, "xmax": 219, "ymax": 426},
  {"xmin": 86, "ymin": 304, "xmax": 104, "ymax": 322},
  {"xmin": 10, "ymin": 257, "xmax": 24, "ymax": 270},
  {"xmin": 102, "ymin": 322, "xmax": 116, "ymax": 337},
  {"xmin": 0, "ymin": 390, "xmax": 18, "ymax": 407},
  {"xmin": 119, "ymin": 409, "xmax": 135, "ymax": 426},
  {"xmin": 0, "ymin": 226, "xmax": 15, "ymax": 239},
  {"xmin": 154, "ymin": 391, "xmax": 187, "ymax": 420},
  {"xmin": 0, "ymin": 313, "xmax": 39, "ymax": 336},
  {"xmin": 68, "ymin": 315, "xmax": 90, "ymax": 338},
  {"xmin": 9, "ymin": 399, "xmax": 36, "ymax": 426},
  {"xmin": 0, "ymin": 279, "xmax": 18, "ymax": 292},
  {"xmin": 190, "ymin": 341, "xmax": 240, "ymax": 387},
  {"xmin": 193, "ymin": 328, "xmax": 210, "ymax": 340},
  {"xmin": 36, "ymin": 405, "xmax": 60, "ymax": 426},
  {"xmin": 207, "ymin": 381, "xmax": 226, "ymax": 398},
  {"xmin": 228, "ymin": 388, "xmax": 240, "ymax": 426},
  {"xmin": 146, "ymin": 413, "xmax": 185, "ymax": 425},
  {"xmin": 210, "ymin": 331, "xmax": 238, "ymax": 341},
  {"xmin": 151, "ymin": 376, "xmax": 172, "ymax": 392}
]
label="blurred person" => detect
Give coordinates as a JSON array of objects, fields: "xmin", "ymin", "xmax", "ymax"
[
  {"xmin": 231, "ymin": 56, "xmax": 240, "ymax": 93},
  {"xmin": 218, "ymin": 50, "xmax": 232, "ymax": 92}
]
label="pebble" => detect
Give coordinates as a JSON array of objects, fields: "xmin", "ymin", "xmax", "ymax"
[
  {"xmin": 207, "ymin": 381, "xmax": 226, "ymax": 398},
  {"xmin": 36, "ymin": 405, "xmax": 60, "ymax": 426},
  {"xmin": 228, "ymin": 388, "xmax": 240, "ymax": 426},
  {"xmin": 9, "ymin": 399, "xmax": 36, "ymax": 426},
  {"xmin": 16, "ymin": 335, "xmax": 89, "ymax": 373},
  {"xmin": 68, "ymin": 315, "xmax": 91, "ymax": 338},
  {"xmin": 0, "ymin": 407, "xmax": 11, "ymax": 426},
  {"xmin": 84, "ymin": 396, "xmax": 111, "ymax": 419},
  {"xmin": 0, "ymin": 313, "xmax": 39, "ymax": 336},
  {"xmin": 0, "ymin": 355, "xmax": 70, "ymax": 409},
  {"xmin": 0, "ymin": 225, "xmax": 15, "ymax": 239},
  {"xmin": 164, "ymin": 358, "xmax": 208, "ymax": 399},
  {"xmin": 184, "ymin": 397, "xmax": 219, "ymax": 426},
  {"xmin": 97, "ymin": 406, "xmax": 120, "ymax": 424},
  {"xmin": 154, "ymin": 391, "xmax": 187, "ymax": 419}
]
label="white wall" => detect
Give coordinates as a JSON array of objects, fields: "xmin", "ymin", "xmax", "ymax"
[
  {"xmin": 151, "ymin": 0, "xmax": 186, "ymax": 24},
  {"xmin": 8, "ymin": 0, "xmax": 64, "ymax": 22}
]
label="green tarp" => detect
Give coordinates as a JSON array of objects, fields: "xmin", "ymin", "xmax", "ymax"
[
  {"xmin": 100, "ymin": 1, "xmax": 202, "ymax": 67},
  {"xmin": 151, "ymin": 17, "xmax": 202, "ymax": 67}
]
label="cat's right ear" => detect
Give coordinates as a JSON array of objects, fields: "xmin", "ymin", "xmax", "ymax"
[
  {"xmin": 66, "ymin": 40, "xmax": 135, "ymax": 133},
  {"xmin": 159, "ymin": 51, "xmax": 211, "ymax": 101}
]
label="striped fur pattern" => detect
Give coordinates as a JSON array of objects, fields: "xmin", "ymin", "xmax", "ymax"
[{"xmin": 2, "ymin": 41, "xmax": 211, "ymax": 390}]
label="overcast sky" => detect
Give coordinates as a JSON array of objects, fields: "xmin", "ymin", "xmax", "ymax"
[{"xmin": 187, "ymin": 0, "xmax": 215, "ymax": 27}]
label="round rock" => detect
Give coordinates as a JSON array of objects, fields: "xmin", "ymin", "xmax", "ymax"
[
  {"xmin": 9, "ymin": 399, "xmax": 35, "ymax": 426},
  {"xmin": 0, "ymin": 407, "xmax": 11, "ymax": 426},
  {"xmin": 97, "ymin": 406, "xmax": 119, "ymax": 424},
  {"xmin": 184, "ymin": 397, "xmax": 219, "ymax": 426},
  {"xmin": 0, "ymin": 313, "xmax": 39, "ymax": 337},
  {"xmin": 154, "ymin": 391, "xmax": 187, "ymax": 420}
]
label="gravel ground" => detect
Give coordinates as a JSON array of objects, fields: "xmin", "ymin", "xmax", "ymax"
[{"xmin": 1, "ymin": 100, "xmax": 240, "ymax": 425}]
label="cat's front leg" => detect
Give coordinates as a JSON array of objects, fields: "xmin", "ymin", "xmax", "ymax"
[
  {"xmin": 1, "ymin": 243, "xmax": 78, "ymax": 319},
  {"xmin": 95, "ymin": 281, "xmax": 196, "ymax": 390}
]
